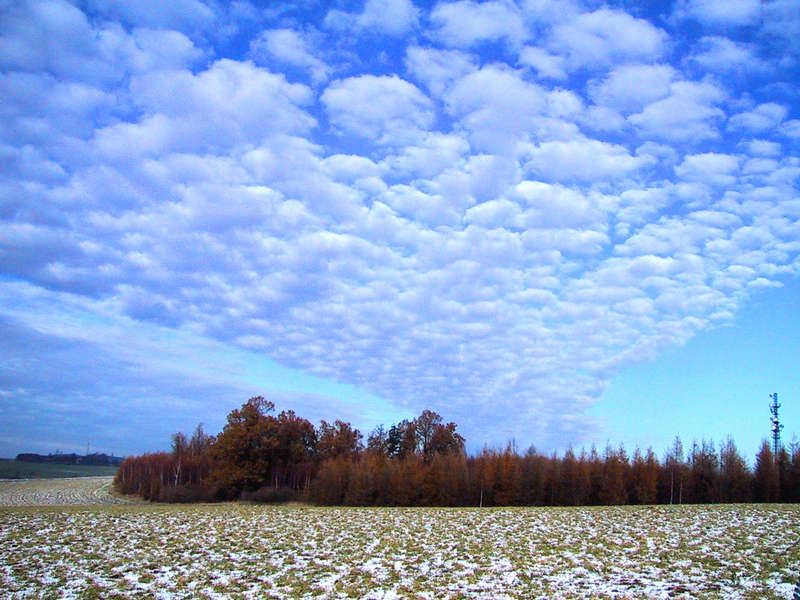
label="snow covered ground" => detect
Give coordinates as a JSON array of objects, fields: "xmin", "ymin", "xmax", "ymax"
[
  {"xmin": 0, "ymin": 476, "xmax": 135, "ymax": 506},
  {"xmin": 1, "ymin": 502, "xmax": 798, "ymax": 599}
]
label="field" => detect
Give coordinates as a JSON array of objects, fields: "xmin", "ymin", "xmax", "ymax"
[
  {"xmin": 0, "ymin": 478, "xmax": 799, "ymax": 599},
  {"xmin": 0, "ymin": 459, "xmax": 119, "ymax": 480},
  {"xmin": 0, "ymin": 477, "xmax": 136, "ymax": 507}
]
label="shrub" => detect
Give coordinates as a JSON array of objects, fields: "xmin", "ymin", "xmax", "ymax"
[{"xmin": 239, "ymin": 485, "xmax": 298, "ymax": 504}]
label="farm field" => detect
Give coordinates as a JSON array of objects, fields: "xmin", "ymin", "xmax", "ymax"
[
  {"xmin": 0, "ymin": 476, "xmax": 136, "ymax": 507},
  {"xmin": 1, "ymin": 481, "xmax": 799, "ymax": 600},
  {"xmin": 0, "ymin": 459, "xmax": 119, "ymax": 480}
]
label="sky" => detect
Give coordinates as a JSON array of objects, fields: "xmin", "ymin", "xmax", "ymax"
[{"xmin": 1, "ymin": 0, "xmax": 799, "ymax": 460}]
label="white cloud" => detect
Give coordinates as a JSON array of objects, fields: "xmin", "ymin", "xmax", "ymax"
[
  {"xmin": 381, "ymin": 185, "xmax": 459, "ymax": 228},
  {"xmin": 629, "ymin": 80, "xmax": 726, "ymax": 142},
  {"xmin": 93, "ymin": 114, "xmax": 173, "ymax": 159},
  {"xmin": 613, "ymin": 187, "xmax": 674, "ymax": 238},
  {"xmin": 249, "ymin": 29, "xmax": 329, "ymax": 84},
  {"xmin": 589, "ymin": 64, "xmax": 675, "ymax": 113},
  {"xmin": 781, "ymin": 120, "xmax": 800, "ymax": 139},
  {"xmin": 581, "ymin": 105, "xmax": 626, "ymax": 133},
  {"xmin": 596, "ymin": 254, "xmax": 706, "ymax": 287},
  {"xmin": 0, "ymin": 72, "xmax": 116, "ymax": 146},
  {"xmin": 524, "ymin": 138, "xmax": 655, "ymax": 183},
  {"xmin": 675, "ymin": 153, "xmax": 740, "ymax": 186},
  {"xmin": 0, "ymin": 0, "xmax": 93, "ymax": 73},
  {"xmin": 522, "ymin": 228, "xmax": 608, "ymax": 255},
  {"xmin": 676, "ymin": 0, "xmax": 761, "ymax": 27},
  {"xmin": 742, "ymin": 157, "xmax": 779, "ymax": 175},
  {"xmin": 689, "ymin": 36, "xmax": 770, "ymax": 74},
  {"xmin": 689, "ymin": 210, "xmax": 743, "ymax": 229},
  {"xmin": 118, "ymin": 60, "xmax": 315, "ymax": 154},
  {"xmin": 321, "ymin": 75, "xmax": 434, "ymax": 146},
  {"xmin": 512, "ymin": 181, "xmax": 606, "ymax": 228},
  {"xmin": 520, "ymin": 0, "xmax": 582, "ymax": 24},
  {"xmin": 614, "ymin": 213, "xmax": 740, "ymax": 264},
  {"xmin": 0, "ymin": 1, "xmax": 153, "ymax": 87},
  {"xmin": 464, "ymin": 198, "xmax": 522, "ymax": 229},
  {"xmin": 0, "ymin": 144, "xmax": 67, "ymax": 182},
  {"xmin": 383, "ymin": 133, "xmax": 470, "ymax": 180},
  {"xmin": 637, "ymin": 142, "xmax": 680, "ymax": 165},
  {"xmin": 518, "ymin": 46, "xmax": 567, "ymax": 80},
  {"xmin": 133, "ymin": 59, "xmax": 312, "ymax": 118},
  {"xmin": 0, "ymin": 2, "xmax": 205, "ymax": 105},
  {"xmin": 547, "ymin": 89, "xmax": 583, "ymax": 118},
  {"xmin": 747, "ymin": 140, "xmax": 782, "ymax": 156},
  {"xmin": 92, "ymin": 27, "xmax": 204, "ymax": 76},
  {"xmin": 87, "ymin": 0, "xmax": 216, "ymax": 31},
  {"xmin": 429, "ymin": 0, "xmax": 528, "ymax": 49},
  {"xmin": 405, "ymin": 46, "xmax": 477, "ymax": 98},
  {"xmin": 411, "ymin": 154, "xmax": 519, "ymax": 219},
  {"xmin": 464, "ymin": 154, "xmax": 520, "ymax": 203},
  {"xmin": 322, "ymin": 154, "xmax": 384, "ymax": 182},
  {"xmin": 444, "ymin": 65, "xmax": 553, "ymax": 154},
  {"xmin": 325, "ymin": 0, "xmax": 419, "ymax": 37},
  {"xmin": 548, "ymin": 8, "xmax": 667, "ymax": 70},
  {"xmin": 728, "ymin": 103, "xmax": 789, "ymax": 133},
  {"xmin": 358, "ymin": 0, "xmax": 419, "ymax": 36},
  {"xmin": 761, "ymin": 0, "xmax": 800, "ymax": 61}
]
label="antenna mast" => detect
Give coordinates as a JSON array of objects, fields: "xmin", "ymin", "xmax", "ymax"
[{"xmin": 769, "ymin": 392, "xmax": 783, "ymax": 456}]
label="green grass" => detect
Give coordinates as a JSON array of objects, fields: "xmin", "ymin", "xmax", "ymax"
[{"xmin": 0, "ymin": 460, "xmax": 119, "ymax": 479}]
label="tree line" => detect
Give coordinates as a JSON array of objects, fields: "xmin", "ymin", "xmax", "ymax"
[
  {"xmin": 16, "ymin": 452, "xmax": 123, "ymax": 466},
  {"xmin": 115, "ymin": 396, "xmax": 800, "ymax": 505}
]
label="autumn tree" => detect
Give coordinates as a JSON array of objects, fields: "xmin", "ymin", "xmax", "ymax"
[
  {"xmin": 271, "ymin": 410, "xmax": 316, "ymax": 491},
  {"xmin": 343, "ymin": 454, "xmax": 377, "ymax": 506},
  {"xmin": 390, "ymin": 454, "xmax": 426, "ymax": 505},
  {"xmin": 753, "ymin": 441, "xmax": 779, "ymax": 502},
  {"xmin": 663, "ymin": 436, "xmax": 688, "ymax": 504},
  {"xmin": 317, "ymin": 420, "xmax": 363, "ymax": 461},
  {"xmin": 688, "ymin": 440, "xmax": 720, "ymax": 504},
  {"xmin": 558, "ymin": 448, "xmax": 590, "ymax": 506},
  {"xmin": 585, "ymin": 446, "xmax": 604, "ymax": 505},
  {"xmin": 166, "ymin": 423, "xmax": 215, "ymax": 493},
  {"xmin": 368, "ymin": 411, "xmax": 464, "ymax": 461},
  {"xmin": 494, "ymin": 445, "xmax": 522, "ymax": 506},
  {"xmin": 471, "ymin": 450, "xmax": 497, "ymax": 506},
  {"xmin": 366, "ymin": 424, "xmax": 388, "ymax": 456},
  {"xmin": 777, "ymin": 447, "xmax": 793, "ymax": 503},
  {"xmin": 630, "ymin": 448, "xmax": 659, "ymax": 505},
  {"xmin": 396, "ymin": 419, "xmax": 418, "ymax": 459},
  {"xmin": 310, "ymin": 456, "xmax": 349, "ymax": 505},
  {"xmin": 787, "ymin": 443, "xmax": 800, "ymax": 503},
  {"xmin": 719, "ymin": 438, "xmax": 751, "ymax": 503},
  {"xmin": 430, "ymin": 420, "xmax": 466, "ymax": 457},
  {"xmin": 210, "ymin": 396, "xmax": 277, "ymax": 494},
  {"xmin": 518, "ymin": 447, "xmax": 549, "ymax": 505},
  {"xmin": 189, "ymin": 424, "xmax": 213, "ymax": 457},
  {"xmin": 171, "ymin": 432, "xmax": 189, "ymax": 458},
  {"xmin": 598, "ymin": 445, "xmax": 629, "ymax": 505},
  {"xmin": 434, "ymin": 452, "xmax": 470, "ymax": 505}
]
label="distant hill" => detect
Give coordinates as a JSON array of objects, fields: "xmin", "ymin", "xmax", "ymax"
[{"xmin": 14, "ymin": 452, "xmax": 124, "ymax": 466}]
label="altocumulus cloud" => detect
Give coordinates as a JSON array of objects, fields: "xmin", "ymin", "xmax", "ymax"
[{"xmin": 0, "ymin": 0, "xmax": 799, "ymax": 455}]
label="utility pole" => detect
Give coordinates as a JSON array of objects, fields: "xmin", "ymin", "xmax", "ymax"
[{"xmin": 770, "ymin": 392, "xmax": 783, "ymax": 457}]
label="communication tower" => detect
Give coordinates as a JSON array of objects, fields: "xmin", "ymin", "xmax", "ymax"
[{"xmin": 770, "ymin": 392, "xmax": 783, "ymax": 456}]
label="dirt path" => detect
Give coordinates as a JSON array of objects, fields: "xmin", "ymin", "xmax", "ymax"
[{"xmin": 0, "ymin": 476, "xmax": 141, "ymax": 507}]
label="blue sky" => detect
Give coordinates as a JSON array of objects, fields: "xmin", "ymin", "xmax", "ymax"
[{"xmin": 1, "ymin": 0, "xmax": 798, "ymax": 460}]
